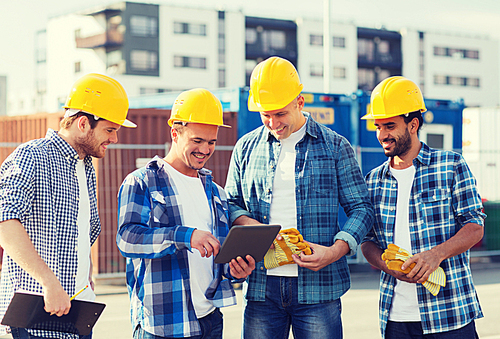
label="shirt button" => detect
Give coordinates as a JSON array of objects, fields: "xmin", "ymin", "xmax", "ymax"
[
  {"xmin": 263, "ymin": 216, "xmax": 267, "ymax": 220},
  {"xmin": 392, "ymin": 184, "xmax": 396, "ymax": 187},
  {"xmin": 260, "ymin": 267, "xmax": 264, "ymax": 271}
]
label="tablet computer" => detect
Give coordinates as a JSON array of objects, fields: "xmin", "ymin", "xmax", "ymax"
[{"xmin": 214, "ymin": 224, "xmax": 281, "ymax": 264}]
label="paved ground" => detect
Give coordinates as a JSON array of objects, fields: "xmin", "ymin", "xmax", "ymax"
[{"xmin": 1, "ymin": 259, "xmax": 499, "ymax": 338}]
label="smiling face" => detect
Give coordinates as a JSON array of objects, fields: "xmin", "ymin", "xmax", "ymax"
[
  {"xmin": 260, "ymin": 96, "xmax": 306, "ymax": 140},
  {"xmin": 74, "ymin": 118, "xmax": 120, "ymax": 159},
  {"xmin": 375, "ymin": 116, "xmax": 413, "ymax": 159},
  {"xmin": 167, "ymin": 122, "xmax": 219, "ymax": 177}
]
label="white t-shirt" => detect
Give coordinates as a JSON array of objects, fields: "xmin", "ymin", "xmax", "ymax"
[
  {"xmin": 388, "ymin": 165, "xmax": 420, "ymax": 322},
  {"xmin": 75, "ymin": 160, "xmax": 96, "ymax": 301},
  {"xmin": 268, "ymin": 119, "xmax": 307, "ymax": 277},
  {"xmin": 161, "ymin": 160, "xmax": 215, "ymax": 318}
]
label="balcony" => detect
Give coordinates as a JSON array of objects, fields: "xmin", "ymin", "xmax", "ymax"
[{"xmin": 76, "ymin": 29, "xmax": 123, "ymax": 49}]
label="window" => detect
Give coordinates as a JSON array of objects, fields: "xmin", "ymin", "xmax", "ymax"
[
  {"xmin": 310, "ymin": 64, "xmax": 323, "ymax": 77},
  {"xmin": 465, "ymin": 50, "xmax": 479, "ymax": 59},
  {"xmin": 333, "ymin": 66, "xmax": 346, "ymax": 79},
  {"xmin": 74, "ymin": 61, "xmax": 81, "ymax": 73},
  {"xmin": 174, "ymin": 22, "xmax": 206, "ymax": 36},
  {"xmin": 246, "ymin": 28, "xmax": 257, "ymax": 44},
  {"xmin": 218, "ymin": 69, "xmax": 226, "ymax": 88},
  {"xmin": 130, "ymin": 15, "xmax": 157, "ymax": 37},
  {"xmin": 262, "ymin": 30, "xmax": 286, "ymax": 49},
  {"xmin": 433, "ymin": 46, "xmax": 447, "ymax": 56},
  {"xmin": 130, "ymin": 50, "xmax": 158, "ymax": 71},
  {"xmin": 358, "ymin": 68, "xmax": 375, "ymax": 90},
  {"xmin": 310, "ymin": 34, "xmax": 323, "ymax": 46},
  {"xmin": 332, "ymin": 36, "xmax": 345, "ymax": 48},
  {"xmin": 174, "ymin": 56, "xmax": 207, "ymax": 69},
  {"xmin": 433, "ymin": 75, "xmax": 480, "ymax": 87},
  {"xmin": 433, "ymin": 46, "xmax": 480, "ymax": 60},
  {"xmin": 467, "ymin": 77, "xmax": 480, "ymax": 87},
  {"xmin": 434, "ymin": 75, "xmax": 447, "ymax": 85},
  {"xmin": 358, "ymin": 39, "xmax": 374, "ymax": 62}
]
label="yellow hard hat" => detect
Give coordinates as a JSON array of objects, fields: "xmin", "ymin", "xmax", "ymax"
[
  {"xmin": 63, "ymin": 73, "xmax": 136, "ymax": 128},
  {"xmin": 248, "ymin": 56, "xmax": 304, "ymax": 112},
  {"xmin": 361, "ymin": 76, "xmax": 427, "ymax": 120},
  {"xmin": 168, "ymin": 88, "xmax": 230, "ymax": 128}
]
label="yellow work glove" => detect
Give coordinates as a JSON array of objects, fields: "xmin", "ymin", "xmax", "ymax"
[
  {"xmin": 382, "ymin": 244, "xmax": 446, "ymax": 296},
  {"xmin": 264, "ymin": 229, "xmax": 312, "ymax": 269}
]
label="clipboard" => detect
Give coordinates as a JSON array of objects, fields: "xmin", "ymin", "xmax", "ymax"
[
  {"xmin": 1, "ymin": 292, "xmax": 106, "ymax": 335},
  {"xmin": 214, "ymin": 224, "xmax": 281, "ymax": 264}
]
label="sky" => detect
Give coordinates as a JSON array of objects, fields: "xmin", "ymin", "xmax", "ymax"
[{"xmin": 1, "ymin": 0, "xmax": 500, "ymax": 93}]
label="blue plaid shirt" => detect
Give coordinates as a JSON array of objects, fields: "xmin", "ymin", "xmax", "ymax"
[
  {"xmin": 225, "ymin": 114, "xmax": 373, "ymax": 303},
  {"xmin": 117, "ymin": 156, "xmax": 238, "ymax": 338},
  {"xmin": 364, "ymin": 142, "xmax": 485, "ymax": 337},
  {"xmin": 0, "ymin": 129, "xmax": 100, "ymax": 338}
]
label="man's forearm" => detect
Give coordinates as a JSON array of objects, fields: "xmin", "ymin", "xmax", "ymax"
[
  {"xmin": 361, "ymin": 241, "xmax": 385, "ymax": 271},
  {"xmin": 232, "ymin": 215, "xmax": 260, "ymax": 226},
  {"xmin": 430, "ymin": 222, "xmax": 483, "ymax": 262},
  {"xmin": 0, "ymin": 219, "xmax": 60, "ymax": 289}
]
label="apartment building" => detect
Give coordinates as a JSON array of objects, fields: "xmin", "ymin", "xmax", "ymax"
[
  {"xmin": 37, "ymin": 2, "xmax": 245, "ymax": 112},
  {"xmin": 13, "ymin": 1, "xmax": 499, "ymax": 114},
  {"xmin": 402, "ymin": 28, "xmax": 499, "ymax": 107}
]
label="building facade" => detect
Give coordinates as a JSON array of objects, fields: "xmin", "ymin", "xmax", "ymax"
[{"xmin": 7, "ymin": 1, "xmax": 499, "ymax": 114}]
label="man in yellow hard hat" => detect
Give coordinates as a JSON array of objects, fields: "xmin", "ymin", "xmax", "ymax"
[
  {"xmin": 225, "ymin": 56, "xmax": 374, "ymax": 338},
  {"xmin": 360, "ymin": 76, "xmax": 484, "ymax": 338},
  {"xmin": 0, "ymin": 73, "xmax": 136, "ymax": 338},
  {"xmin": 117, "ymin": 88, "xmax": 255, "ymax": 339}
]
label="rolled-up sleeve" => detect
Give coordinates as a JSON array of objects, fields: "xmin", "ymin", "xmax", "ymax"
[{"xmin": 0, "ymin": 146, "xmax": 35, "ymax": 223}]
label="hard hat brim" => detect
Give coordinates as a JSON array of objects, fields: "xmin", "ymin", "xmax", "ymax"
[{"xmin": 120, "ymin": 119, "xmax": 137, "ymax": 128}]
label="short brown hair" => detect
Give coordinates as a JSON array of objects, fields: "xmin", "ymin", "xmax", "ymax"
[{"xmin": 60, "ymin": 112, "xmax": 100, "ymax": 130}]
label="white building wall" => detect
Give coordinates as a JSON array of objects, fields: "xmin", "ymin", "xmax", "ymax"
[
  {"xmin": 297, "ymin": 18, "xmax": 357, "ymax": 95},
  {"xmin": 45, "ymin": 14, "xmax": 106, "ymax": 113},
  {"xmin": 400, "ymin": 28, "xmax": 421, "ymax": 85},
  {"xmin": 224, "ymin": 11, "xmax": 246, "ymax": 88},
  {"xmin": 422, "ymin": 32, "xmax": 499, "ymax": 106}
]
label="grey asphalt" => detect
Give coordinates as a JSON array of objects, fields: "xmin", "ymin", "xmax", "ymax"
[{"xmin": 1, "ymin": 259, "xmax": 499, "ymax": 339}]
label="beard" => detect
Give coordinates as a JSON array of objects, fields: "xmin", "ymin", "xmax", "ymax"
[
  {"xmin": 382, "ymin": 128, "xmax": 412, "ymax": 158},
  {"xmin": 75, "ymin": 129, "xmax": 106, "ymax": 159}
]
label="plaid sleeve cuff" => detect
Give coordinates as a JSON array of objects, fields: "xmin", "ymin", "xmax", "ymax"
[
  {"xmin": 174, "ymin": 226, "xmax": 196, "ymax": 251},
  {"xmin": 334, "ymin": 231, "xmax": 358, "ymax": 256}
]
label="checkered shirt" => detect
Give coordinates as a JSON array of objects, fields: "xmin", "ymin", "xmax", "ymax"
[
  {"xmin": 117, "ymin": 156, "xmax": 238, "ymax": 338},
  {"xmin": 364, "ymin": 142, "xmax": 485, "ymax": 337},
  {"xmin": 0, "ymin": 129, "xmax": 100, "ymax": 338},
  {"xmin": 225, "ymin": 113, "xmax": 373, "ymax": 304}
]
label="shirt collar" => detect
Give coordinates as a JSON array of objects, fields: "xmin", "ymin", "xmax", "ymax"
[
  {"xmin": 381, "ymin": 141, "xmax": 431, "ymax": 177},
  {"xmin": 148, "ymin": 155, "xmax": 212, "ymax": 177},
  {"xmin": 266, "ymin": 112, "xmax": 318, "ymax": 142},
  {"xmin": 46, "ymin": 128, "xmax": 92, "ymax": 163}
]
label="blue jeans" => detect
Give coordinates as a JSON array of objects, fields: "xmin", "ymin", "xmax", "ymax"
[
  {"xmin": 243, "ymin": 276, "xmax": 342, "ymax": 339},
  {"xmin": 133, "ymin": 308, "xmax": 223, "ymax": 339},
  {"xmin": 385, "ymin": 320, "xmax": 479, "ymax": 339},
  {"xmin": 10, "ymin": 328, "xmax": 92, "ymax": 339}
]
